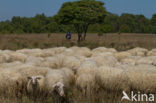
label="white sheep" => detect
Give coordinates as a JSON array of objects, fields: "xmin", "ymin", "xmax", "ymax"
[
  {"xmin": 76, "ymin": 60, "xmax": 98, "ymax": 95},
  {"xmin": 114, "ymin": 51, "xmax": 132, "ymax": 61},
  {"xmin": 70, "ymin": 46, "xmax": 92, "ymax": 57},
  {"xmin": 0, "ymin": 53, "xmax": 11, "ymax": 63},
  {"xmin": 8, "ymin": 52, "xmax": 27, "ymax": 62},
  {"xmin": 0, "ymin": 61, "xmax": 23, "ymax": 70},
  {"xmin": 92, "ymin": 47, "xmax": 117, "ymax": 56},
  {"xmin": 126, "ymin": 64, "xmax": 156, "ymax": 92},
  {"xmin": 62, "ymin": 56, "xmax": 81, "ymax": 73},
  {"xmin": 40, "ymin": 55, "xmax": 63, "ymax": 69},
  {"xmin": 90, "ymin": 52, "xmax": 118, "ymax": 67},
  {"xmin": 13, "ymin": 65, "xmax": 51, "ymax": 82},
  {"xmin": 136, "ymin": 56, "xmax": 156, "ymax": 66},
  {"xmin": 147, "ymin": 49, "xmax": 156, "ymax": 56},
  {"xmin": 61, "ymin": 48, "xmax": 74, "ymax": 56},
  {"xmin": 45, "ymin": 68, "xmax": 74, "ymax": 97},
  {"xmin": 29, "ymin": 47, "xmax": 66, "ymax": 58},
  {"xmin": 120, "ymin": 56, "xmax": 141, "ymax": 65},
  {"xmin": 16, "ymin": 48, "xmax": 42, "ymax": 56},
  {"xmin": 96, "ymin": 66, "xmax": 129, "ymax": 91},
  {"xmin": 127, "ymin": 47, "xmax": 148, "ymax": 56},
  {"xmin": 0, "ymin": 68, "xmax": 23, "ymax": 95},
  {"xmin": 76, "ymin": 60, "xmax": 98, "ymax": 77},
  {"xmin": 27, "ymin": 75, "xmax": 45, "ymax": 96},
  {"xmin": 51, "ymin": 47, "xmax": 67, "ymax": 54},
  {"xmin": 76, "ymin": 74, "xmax": 97, "ymax": 95},
  {"xmin": 25, "ymin": 56, "xmax": 44, "ymax": 66}
]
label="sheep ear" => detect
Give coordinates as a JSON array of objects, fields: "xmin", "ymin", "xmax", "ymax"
[
  {"xmin": 53, "ymin": 84, "xmax": 58, "ymax": 89},
  {"xmin": 27, "ymin": 77, "xmax": 31, "ymax": 80}
]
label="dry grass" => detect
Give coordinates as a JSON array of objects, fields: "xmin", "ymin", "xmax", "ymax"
[
  {"xmin": 0, "ymin": 33, "xmax": 156, "ymax": 103},
  {"xmin": 0, "ymin": 33, "xmax": 156, "ymax": 51}
]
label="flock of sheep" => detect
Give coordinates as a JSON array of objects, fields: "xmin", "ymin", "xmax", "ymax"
[{"xmin": 0, "ymin": 46, "xmax": 156, "ymax": 102}]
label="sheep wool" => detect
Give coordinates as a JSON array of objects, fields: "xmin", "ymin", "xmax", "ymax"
[
  {"xmin": 126, "ymin": 64, "xmax": 156, "ymax": 92},
  {"xmin": 114, "ymin": 51, "xmax": 132, "ymax": 61},
  {"xmin": 96, "ymin": 66, "xmax": 128, "ymax": 91},
  {"xmin": 45, "ymin": 69, "xmax": 71, "ymax": 92},
  {"xmin": 147, "ymin": 49, "xmax": 156, "ymax": 56},
  {"xmin": 127, "ymin": 47, "xmax": 148, "ymax": 56}
]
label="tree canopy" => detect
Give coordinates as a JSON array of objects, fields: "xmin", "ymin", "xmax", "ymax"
[
  {"xmin": 56, "ymin": 0, "xmax": 107, "ymax": 41},
  {"xmin": 0, "ymin": 1, "xmax": 155, "ymax": 37}
]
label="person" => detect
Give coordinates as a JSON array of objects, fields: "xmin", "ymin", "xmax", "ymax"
[{"xmin": 66, "ymin": 32, "xmax": 71, "ymax": 40}]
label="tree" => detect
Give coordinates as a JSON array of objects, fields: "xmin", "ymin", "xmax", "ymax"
[
  {"xmin": 119, "ymin": 13, "xmax": 137, "ymax": 33},
  {"xmin": 56, "ymin": 0, "xmax": 107, "ymax": 42},
  {"xmin": 135, "ymin": 15, "xmax": 150, "ymax": 33},
  {"xmin": 103, "ymin": 13, "xmax": 119, "ymax": 32},
  {"xmin": 151, "ymin": 14, "xmax": 156, "ymax": 34}
]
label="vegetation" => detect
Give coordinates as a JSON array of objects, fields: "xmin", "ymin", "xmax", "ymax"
[
  {"xmin": 0, "ymin": 1, "xmax": 155, "ymax": 38},
  {"xmin": 0, "ymin": 33, "xmax": 156, "ymax": 51},
  {"xmin": 56, "ymin": 0, "xmax": 106, "ymax": 42}
]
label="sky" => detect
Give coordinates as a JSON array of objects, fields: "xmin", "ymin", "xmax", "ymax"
[{"xmin": 0, "ymin": 0, "xmax": 156, "ymax": 21}]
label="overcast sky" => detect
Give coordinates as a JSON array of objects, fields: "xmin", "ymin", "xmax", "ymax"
[{"xmin": 0, "ymin": 0, "xmax": 156, "ymax": 21}]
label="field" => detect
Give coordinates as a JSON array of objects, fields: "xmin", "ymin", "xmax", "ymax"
[
  {"xmin": 0, "ymin": 33, "xmax": 156, "ymax": 51},
  {"xmin": 0, "ymin": 33, "xmax": 156, "ymax": 103}
]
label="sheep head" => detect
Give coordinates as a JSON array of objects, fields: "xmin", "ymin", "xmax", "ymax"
[
  {"xmin": 53, "ymin": 82, "xmax": 65, "ymax": 97},
  {"xmin": 27, "ymin": 76, "xmax": 41, "ymax": 86}
]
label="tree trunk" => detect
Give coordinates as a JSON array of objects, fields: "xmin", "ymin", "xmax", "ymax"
[
  {"xmin": 83, "ymin": 24, "xmax": 89, "ymax": 40},
  {"xmin": 77, "ymin": 33, "xmax": 82, "ymax": 42},
  {"xmin": 83, "ymin": 32, "xmax": 86, "ymax": 40}
]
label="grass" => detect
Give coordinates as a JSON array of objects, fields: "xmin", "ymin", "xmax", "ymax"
[
  {"xmin": 0, "ymin": 33, "xmax": 156, "ymax": 51},
  {"xmin": 0, "ymin": 85, "xmax": 155, "ymax": 103},
  {"xmin": 0, "ymin": 33, "xmax": 156, "ymax": 103}
]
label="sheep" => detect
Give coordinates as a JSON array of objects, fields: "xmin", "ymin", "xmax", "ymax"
[
  {"xmin": 147, "ymin": 49, "xmax": 156, "ymax": 56},
  {"xmin": 114, "ymin": 51, "xmax": 132, "ymax": 61},
  {"xmin": 40, "ymin": 55, "xmax": 63, "ymax": 69},
  {"xmin": 51, "ymin": 47, "xmax": 67, "ymax": 54},
  {"xmin": 16, "ymin": 48, "xmax": 41, "ymax": 54},
  {"xmin": 0, "ymin": 68, "xmax": 23, "ymax": 96},
  {"xmin": 0, "ymin": 53, "xmax": 11, "ymax": 63},
  {"xmin": 25, "ymin": 56, "xmax": 44, "ymax": 66},
  {"xmin": 1, "ymin": 50, "xmax": 27, "ymax": 63},
  {"xmin": 78, "ymin": 47, "xmax": 92, "ymax": 57},
  {"xmin": 76, "ymin": 74, "xmax": 97, "ymax": 96},
  {"xmin": 126, "ymin": 64, "xmax": 156, "ymax": 92},
  {"xmin": 8, "ymin": 52, "xmax": 27, "ymax": 62},
  {"xmin": 76, "ymin": 60, "xmax": 98, "ymax": 95},
  {"xmin": 16, "ymin": 65, "xmax": 51, "ymax": 78},
  {"xmin": 61, "ymin": 48, "xmax": 74, "ymax": 56},
  {"xmin": 127, "ymin": 47, "xmax": 148, "ymax": 56},
  {"xmin": 115, "ymin": 63, "xmax": 136, "ymax": 71},
  {"xmin": 90, "ymin": 52, "xmax": 118, "ymax": 67},
  {"xmin": 27, "ymin": 76, "xmax": 45, "ymax": 97},
  {"xmin": 16, "ymin": 48, "xmax": 42, "ymax": 56},
  {"xmin": 62, "ymin": 56, "xmax": 81, "ymax": 73},
  {"xmin": 76, "ymin": 60, "xmax": 98, "ymax": 77},
  {"xmin": 70, "ymin": 46, "xmax": 92, "ymax": 57},
  {"xmin": 41, "ymin": 54, "xmax": 81, "ymax": 71},
  {"xmin": 60, "ymin": 68, "xmax": 75, "ymax": 86},
  {"xmin": 0, "ymin": 61, "xmax": 23, "ymax": 70},
  {"xmin": 96, "ymin": 66, "xmax": 129, "ymax": 91},
  {"xmin": 136, "ymin": 56, "xmax": 156, "ymax": 66},
  {"xmin": 45, "ymin": 68, "xmax": 74, "ymax": 97},
  {"xmin": 92, "ymin": 47, "xmax": 117, "ymax": 56},
  {"xmin": 120, "ymin": 56, "xmax": 141, "ymax": 65},
  {"xmin": 40, "ymin": 49, "xmax": 56, "ymax": 57},
  {"xmin": 75, "ymin": 55, "xmax": 88, "ymax": 64},
  {"xmin": 29, "ymin": 47, "xmax": 66, "ymax": 58}
]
